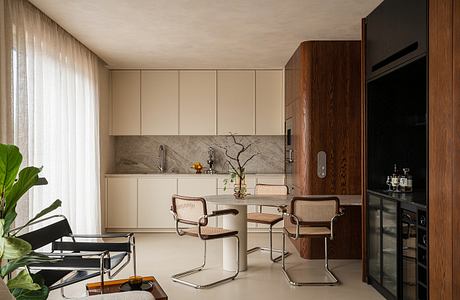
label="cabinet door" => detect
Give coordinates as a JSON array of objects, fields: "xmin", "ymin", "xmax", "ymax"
[
  {"xmin": 111, "ymin": 70, "xmax": 141, "ymax": 135},
  {"xmin": 178, "ymin": 178, "xmax": 217, "ymax": 226},
  {"xmin": 179, "ymin": 71, "xmax": 216, "ymax": 135},
  {"xmin": 141, "ymin": 71, "xmax": 179, "ymax": 135},
  {"xmin": 107, "ymin": 177, "xmax": 138, "ymax": 228},
  {"xmin": 138, "ymin": 178, "xmax": 177, "ymax": 228},
  {"xmin": 381, "ymin": 198, "xmax": 398, "ymax": 297},
  {"xmin": 367, "ymin": 193, "xmax": 381, "ymax": 282},
  {"xmin": 255, "ymin": 70, "xmax": 283, "ymax": 135},
  {"xmin": 217, "ymin": 71, "xmax": 255, "ymax": 135}
]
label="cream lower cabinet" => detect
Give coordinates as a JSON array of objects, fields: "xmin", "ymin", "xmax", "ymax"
[
  {"xmin": 107, "ymin": 177, "xmax": 138, "ymax": 228},
  {"xmin": 138, "ymin": 178, "xmax": 177, "ymax": 228},
  {"xmin": 106, "ymin": 174, "xmax": 284, "ymax": 231}
]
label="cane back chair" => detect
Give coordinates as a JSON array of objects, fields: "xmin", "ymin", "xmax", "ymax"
[
  {"xmin": 281, "ymin": 196, "xmax": 344, "ymax": 286},
  {"xmin": 170, "ymin": 195, "xmax": 240, "ymax": 289},
  {"xmin": 247, "ymin": 184, "xmax": 290, "ymax": 262}
]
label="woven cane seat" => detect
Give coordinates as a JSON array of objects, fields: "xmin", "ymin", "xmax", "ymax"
[
  {"xmin": 284, "ymin": 221, "xmax": 331, "ymax": 237},
  {"xmin": 182, "ymin": 227, "xmax": 238, "ymax": 240},
  {"xmin": 247, "ymin": 212, "xmax": 283, "ymax": 225}
]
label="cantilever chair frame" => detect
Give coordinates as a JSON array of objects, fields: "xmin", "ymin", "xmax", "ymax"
[
  {"xmin": 247, "ymin": 184, "xmax": 291, "ymax": 262},
  {"xmin": 281, "ymin": 196, "xmax": 344, "ymax": 286},
  {"xmin": 170, "ymin": 195, "xmax": 240, "ymax": 289},
  {"xmin": 9, "ymin": 215, "xmax": 136, "ymax": 297}
]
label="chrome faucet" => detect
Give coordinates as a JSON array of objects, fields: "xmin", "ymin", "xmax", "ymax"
[
  {"xmin": 205, "ymin": 147, "xmax": 217, "ymax": 174},
  {"xmin": 158, "ymin": 145, "xmax": 166, "ymax": 173}
]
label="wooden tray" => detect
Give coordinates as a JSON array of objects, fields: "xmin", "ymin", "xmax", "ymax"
[{"xmin": 86, "ymin": 276, "xmax": 167, "ymax": 299}]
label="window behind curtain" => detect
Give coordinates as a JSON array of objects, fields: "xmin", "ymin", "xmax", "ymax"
[{"xmin": 7, "ymin": 0, "xmax": 101, "ymax": 233}]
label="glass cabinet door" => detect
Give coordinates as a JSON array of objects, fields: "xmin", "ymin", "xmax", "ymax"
[
  {"xmin": 368, "ymin": 194, "xmax": 381, "ymax": 282},
  {"xmin": 382, "ymin": 198, "xmax": 398, "ymax": 297}
]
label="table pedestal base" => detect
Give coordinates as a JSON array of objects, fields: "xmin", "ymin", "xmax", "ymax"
[{"xmin": 222, "ymin": 204, "xmax": 247, "ymax": 272}]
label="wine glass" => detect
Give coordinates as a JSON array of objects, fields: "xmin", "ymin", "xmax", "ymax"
[{"xmin": 386, "ymin": 176, "xmax": 392, "ymax": 192}]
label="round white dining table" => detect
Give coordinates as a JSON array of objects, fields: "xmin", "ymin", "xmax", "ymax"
[
  {"xmin": 203, "ymin": 194, "xmax": 361, "ymax": 272},
  {"xmin": 204, "ymin": 194, "xmax": 292, "ymax": 272}
]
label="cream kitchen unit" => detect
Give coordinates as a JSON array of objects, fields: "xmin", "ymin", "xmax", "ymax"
[
  {"xmin": 109, "ymin": 69, "xmax": 283, "ymax": 136},
  {"xmin": 105, "ymin": 173, "xmax": 285, "ymax": 232}
]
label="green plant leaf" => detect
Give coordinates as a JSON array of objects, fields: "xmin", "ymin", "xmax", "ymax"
[
  {"xmin": 1, "ymin": 252, "xmax": 61, "ymax": 277},
  {"xmin": 3, "ymin": 166, "xmax": 42, "ymax": 232},
  {"xmin": 12, "ymin": 199, "xmax": 61, "ymax": 236},
  {"xmin": 1, "ymin": 236, "xmax": 31, "ymax": 259},
  {"xmin": 0, "ymin": 144, "xmax": 22, "ymax": 200},
  {"xmin": 10, "ymin": 273, "xmax": 49, "ymax": 300},
  {"xmin": 7, "ymin": 269, "xmax": 41, "ymax": 291}
]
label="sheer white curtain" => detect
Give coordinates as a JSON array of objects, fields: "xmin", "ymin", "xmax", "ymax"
[{"xmin": 5, "ymin": 0, "xmax": 100, "ymax": 233}]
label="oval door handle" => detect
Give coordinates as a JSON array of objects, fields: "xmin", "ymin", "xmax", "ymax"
[{"xmin": 317, "ymin": 151, "xmax": 326, "ymax": 178}]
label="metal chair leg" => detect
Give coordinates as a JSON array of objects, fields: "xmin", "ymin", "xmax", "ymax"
[
  {"xmin": 247, "ymin": 224, "xmax": 291, "ymax": 262},
  {"xmin": 172, "ymin": 236, "xmax": 239, "ymax": 289},
  {"xmin": 281, "ymin": 235, "xmax": 339, "ymax": 286}
]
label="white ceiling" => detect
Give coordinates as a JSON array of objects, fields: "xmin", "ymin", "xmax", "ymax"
[{"xmin": 30, "ymin": 0, "xmax": 381, "ymax": 69}]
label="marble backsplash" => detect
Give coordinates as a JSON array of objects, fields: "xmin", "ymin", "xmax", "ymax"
[{"xmin": 114, "ymin": 135, "xmax": 284, "ymax": 174}]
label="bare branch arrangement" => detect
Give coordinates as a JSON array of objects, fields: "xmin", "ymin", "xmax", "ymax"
[{"xmin": 217, "ymin": 133, "xmax": 260, "ymax": 199}]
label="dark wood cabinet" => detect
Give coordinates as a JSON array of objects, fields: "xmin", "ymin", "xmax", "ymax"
[
  {"xmin": 366, "ymin": 0, "xmax": 427, "ymax": 80},
  {"xmin": 363, "ymin": 0, "xmax": 431, "ymax": 299},
  {"xmin": 284, "ymin": 41, "xmax": 362, "ymax": 259}
]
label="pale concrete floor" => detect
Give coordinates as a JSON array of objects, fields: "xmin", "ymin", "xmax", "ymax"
[{"xmin": 49, "ymin": 232, "xmax": 383, "ymax": 300}]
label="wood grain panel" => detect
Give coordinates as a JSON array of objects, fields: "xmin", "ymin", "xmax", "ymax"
[
  {"xmin": 429, "ymin": 0, "xmax": 454, "ymax": 298},
  {"xmin": 361, "ymin": 18, "xmax": 368, "ymax": 282},
  {"xmin": 284, "ymin": 41, "xmax": 362, "ymax": 259},
  {"xmin": 453, "ymin": 0, "xmax": 460, "ymax": 298}
]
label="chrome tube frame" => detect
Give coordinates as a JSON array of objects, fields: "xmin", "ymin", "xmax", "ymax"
[
  {"xmin": 280, "ymin": 211, "xmax": 342, "ymax": 286},
  {"xmin": 12, "ymin": 215, "xmax": 135, "ymax": 296},
  {"xmin": 247, "ymin": 205, "xmax": 290, "ymax": 262},
  {"xmin": 170, "ymin": 210, "xmax": 240, "ymax": 289}
]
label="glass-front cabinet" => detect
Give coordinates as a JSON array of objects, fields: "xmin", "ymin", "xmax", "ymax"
[
  {"xmin": 382, "ymin": 198, "xmax": 398, "ymax": 296},
  {"xmin": 368, "ymin": 194, "xmax": 381, "ymax": 280},
  {"xmin": 367, "ymin": 193, "xmax": 398, "ymax": 299}
]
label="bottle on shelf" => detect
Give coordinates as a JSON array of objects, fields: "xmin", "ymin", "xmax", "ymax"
[
  {"xmin": 391, "ymin": 164, "xmax": 400, "ymax": 192},
  {"xmin": 402, "ymin": 168, "xmax": 413, "ymax": 192}
]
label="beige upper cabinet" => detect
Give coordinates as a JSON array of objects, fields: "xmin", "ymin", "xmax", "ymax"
[
  {"xmin": 179, "ymin": 71, "xmax": 216, "ymax": 135},
  {"xmin": 217, "ymin": 70, "xmax": 255, "ymax": 135},
  {"xmin": 141, "ymin": 71, "xmax": 179, "ymax": 135},
  {"xmin": 111, "ymin": 70, "xmax": 141, "ymax": 135},
  {"xmin": 255, "ymin": 70, "xmax": 284, "ymax": 135}
]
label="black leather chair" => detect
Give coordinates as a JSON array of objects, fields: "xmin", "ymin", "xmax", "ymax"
[{"xmin": 10, "ymin": 215, "xmax": 135, "ymax": 296}]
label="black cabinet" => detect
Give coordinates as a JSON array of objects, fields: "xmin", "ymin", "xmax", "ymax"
[
  {"xmin": 368, "ymin": 191, "xmax": 428, "ymax": 300},
  {"xmin": 366, "ymin": 0, "xmax": 427, "ymax": 80},
  {"xmin": 367, "ymin": 193, "xmax": 398, "ymax": 299}
]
